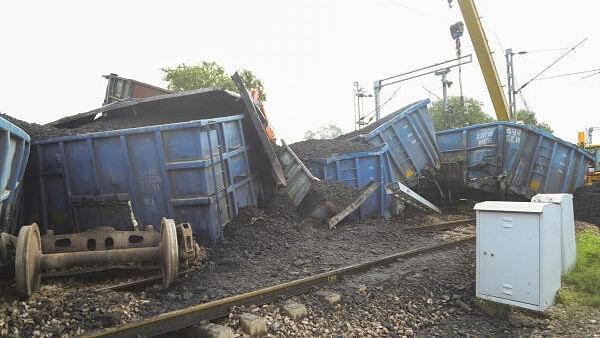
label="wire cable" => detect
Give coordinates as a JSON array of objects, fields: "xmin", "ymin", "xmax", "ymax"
[
  {"xmin": 359, "ymin": 84, "xmax": 403, "ymax": 122},
  {"xmin": 582, "ymin": 70, "xmax": 600, "ymax": 80},
  {"xmin": 535, "ymin": 68, "xmax": 600, "ymax": 81},
  {"xmin": 518, "ymin": 90, "xmax": 531, "ymax": 112},
  {"xmin": 518, "ymin": 37, "xmax": 587, "ymax": 91}
]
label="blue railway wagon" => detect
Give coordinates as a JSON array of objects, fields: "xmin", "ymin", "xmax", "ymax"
[
  {"xmin": 25, "ymin": 115, "xmax": 255, "ymax": 245},
  {"xmin": 356, "ymin": 99, "xmax": 440, "ymax": 185},
  {"xmin": 304, "ymin": 145, "xmax": 396, "ymax": 218},
  {"xmin": 0, "ymin": 116, "xmax": 30, "ymax": 233},
  {"xmin": 436, "ymin": 122, "xmax": 593, "ymax": 199}
]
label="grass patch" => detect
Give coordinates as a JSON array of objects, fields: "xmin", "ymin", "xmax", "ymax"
[{"xmin": 560, "ymin": 229, "xmax": 600, "ymax": 307}]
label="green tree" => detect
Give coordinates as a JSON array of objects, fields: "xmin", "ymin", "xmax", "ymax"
[
  {"xmin": 516, "ymin": 110, "xmax": 553, "ymax": 133},
  {"xmin": 161, "ymin": 62, "xmax": 267, "ymax": 100},
  {"xmin": 304, "ymin": 124, "xmax": 344, "ymax": 140},
  {"xmin": 429, "ymin": 96, "xmax": 494, "ymax": 131}
]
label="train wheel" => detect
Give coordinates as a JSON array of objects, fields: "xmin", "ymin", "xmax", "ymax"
[
  {"xmin": 15, "ymin": 224, "xmax": 41, "ymax": 298},
  {"xmin": 160, "ymin": 218, "xmax": 179, "ymax": 289}
]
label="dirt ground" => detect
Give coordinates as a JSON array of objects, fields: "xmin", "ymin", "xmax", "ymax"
[
  {"xmin": 0, "ymin": 197, "xmax": 598, "ymax": 337},
  {"xmin": 220, "ymin": 239, "xmax": 600, "ymax": 338}
]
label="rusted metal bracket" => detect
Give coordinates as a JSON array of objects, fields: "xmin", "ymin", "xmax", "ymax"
[
  {"xmin": 14, "ymin": 218, "xmax": 183, "ymax": 298},
  {"xmin": 327, "ymin": 181, "xmax": 380, "ymax": 229}
]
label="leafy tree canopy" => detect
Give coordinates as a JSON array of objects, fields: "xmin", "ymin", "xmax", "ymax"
[
  {"xmin": 429, "ymin": 97, "xmax": 553, "ymax": 133},
  {"xmin": 304, "ymin": 124, "xmax": 344, "ymax": 140},
  {"xmin": 516, "ymin": 110, "xmax": 553, "ymax": 133},
  {"xmin": 429, "ymin": 96, "xmax": 494, "ymax": 131},
  {"xmin": 161, "ymin": 61, "xmax": 267, "ymax": 100}
]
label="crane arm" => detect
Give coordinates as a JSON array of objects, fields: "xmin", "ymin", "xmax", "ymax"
[{"xmin": 457, "ymin": 0, "xmax": 510, "ymax": 121}]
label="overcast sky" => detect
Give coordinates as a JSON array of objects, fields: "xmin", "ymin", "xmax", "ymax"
[{"xmin": 1, "ymin": 0, "xmax": 598, "ymax": 143}]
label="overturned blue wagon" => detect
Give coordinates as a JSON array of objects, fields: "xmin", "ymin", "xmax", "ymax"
[
  {"xmin": 0, "ymin": 116, "xmax": 30, "ymax": 230},
  {"xmin": 23, "ymin": 89, "xmax": 265, "ymax": 245},
  {"xmin": 0, "ymin": 116, "xmax": 30, "ymax": 268},
  {"xmin": 292, "ymin": 99, "xmax": 441, "ymax": 219},
  {"xmin": 340, "ymin": 99, "xmax": 440, "ymax": 185},
  {"xmin": 436, "ymin": 122, "xmax": 594, "ymax": 200}
]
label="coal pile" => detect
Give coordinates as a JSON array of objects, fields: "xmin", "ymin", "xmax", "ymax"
[
  {"xmin": 2, "ymin": 109, "xmax": 239, "ymax": 142},
  {"xmin": 299, "ymin": 180, "xmax": 363, "ymax": 218},
  {"xmin": 0, "ymin": 112, "xmax": 68, "ymax": 141},
  {"xmin": 290, "ymin": 139, "xmax": 376, "ymax": 161},
  {"xmin": 53, "ymin": 111, "xmax": 214, "ymax": 137},
  {"xmin": 574, "ymin": 185, "xmax": 600, "ymax": 225}
]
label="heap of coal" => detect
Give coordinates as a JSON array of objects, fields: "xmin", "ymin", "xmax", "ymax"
[
  {"xmin": 299, "ymin": 180, "xmax": 363, "ymax": 219},
  {"xmin": 290, "ymin": 138, "xmax": 377, "ymax": 161},
  {"xmin": 574, "ymin": 184, "xmax": 600, "ymax": 225},
  {"xmin": 0, "ymin": 113, "xmax": 67, "ymax": 141}
]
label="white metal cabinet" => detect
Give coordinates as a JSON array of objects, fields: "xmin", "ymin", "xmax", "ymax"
[
  {"xmin": 474, "ymin": 201, "xmax": 562, "ymax": 311},
  {"xmin": 531, "ymin": 194, "xmax": 576, "ymax": 274}
]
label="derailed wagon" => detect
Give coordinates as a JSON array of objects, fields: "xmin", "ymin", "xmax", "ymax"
[
  {"xmin": 340, "ymin": 99, "xmax": 440, "ymax": 186},
  {"xmin": 25, "ymin": 115, "xmax": 256, "ymax": 245},
  {"xmin": 303, "ymin": 145, "xmax": 397, "ymax": 219},
  {"xmin": 291, "ymin": 99, "xmax": 442, "ymax": 219},
  {"xmin": 436, "ymin": 122, "xmax": 594, "ymax": 200},
  {"xmin": 12, "ymin": 80, "xmax": 287, "ymax": 297},
  {"xmin": 0, "ymin": 116, "xmax": 30, "ymax": 268}
]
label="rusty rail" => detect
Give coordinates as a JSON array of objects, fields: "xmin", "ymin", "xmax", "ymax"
[
  {"xmin": 87, "ymin": 235, "xmax": 475, "ymax": 338},
  {"xmin": 405, "ymin": 218, "xmax": 475, "ymax": 231}
]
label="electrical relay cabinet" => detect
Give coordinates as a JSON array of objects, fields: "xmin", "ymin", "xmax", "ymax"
[{"xmin": 474, "ymin": 201, "xmax": 562, "ymax": 311}]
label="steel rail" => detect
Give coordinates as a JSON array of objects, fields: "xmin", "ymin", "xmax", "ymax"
[
  {"xmin": 405, "ymin": 218, "xmax": 475, "ymax": 231},
  {"xmin": 87, "ymin": 235, "xmax": 475, "ymax": 338}
]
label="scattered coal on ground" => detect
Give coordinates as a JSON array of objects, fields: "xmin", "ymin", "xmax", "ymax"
[
  {"xmin": 0, "ymin": 190, "xmax": 471, "ymax": 337},
  {"xmin": 298, "ymin": 180, "xmax": 363, "ymax": 218},
  {"xmin": 290, "ymin": 138, "xmax": 377, "ymax": 161},
  {"xmin": 337, "ymin": 101, "xmax": 419, "ymax": 140},
  {"xmin": 574, "ymin": 184, "xmax": 600, "ymax": 225}
]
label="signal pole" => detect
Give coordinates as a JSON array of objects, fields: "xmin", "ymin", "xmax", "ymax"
[
  {"xmin": 505, "ymin": 48, "xmax": 517, "ymax": 121},
  {"xmin": 354, "ymin": 82, "xmax": 372, "ymax": 130}
]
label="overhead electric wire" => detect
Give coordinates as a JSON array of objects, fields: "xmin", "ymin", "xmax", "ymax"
[
  {"xmin": 422, "ymin": 86, "xmax": 441, "ymax": 100},
  {"xmin": 518, "ymin": 91, "xmax": 531, "ymax": 112},
  {"xmin": 535, "ymin": 68, "xmax": 600, "ymax": 81},
  {"xmin": 582, "ymin": 70, "xmax": 600, "ymax": 79},
  {"xmin": 359, "ymin": 85, "xmax": 403, "ymax": 123},
  {"xmin": 522, "ymin": 47, "xmax": 570, "ymax": 54},
  {"xmin": 518, "ymin": 37, "xmax": 588, "ymax": 91},
  {"xmin": 381, "ymin": 0, "xmax": 447, "ymax": 23}
]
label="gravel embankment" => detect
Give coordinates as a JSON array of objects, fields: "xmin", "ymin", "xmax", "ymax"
[{"xmin": 217, "ymin": 223, "xmax": 600, "ymax": 337}]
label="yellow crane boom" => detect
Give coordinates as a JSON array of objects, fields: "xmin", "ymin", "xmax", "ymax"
[{"xmin": 456, "ymin": 0, "xmax": 510, "ymax": 121}]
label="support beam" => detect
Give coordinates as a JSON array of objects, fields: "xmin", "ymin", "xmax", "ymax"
[{"xmin": 457, "ymin": 0, "xmax": 510, "ymax": 121}]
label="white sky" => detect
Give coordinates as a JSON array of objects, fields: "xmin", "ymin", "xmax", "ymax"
[{"xmin": 1, "ymin": 0, "xmax": 599, "ymax": 143}]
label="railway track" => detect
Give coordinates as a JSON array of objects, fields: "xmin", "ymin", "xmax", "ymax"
[
  {"xmin": 404, "ymin": 217, "xmax": 475, "ymax": 231},
  {"xmin": 87, "ymin": 225, "xmax": 475, "ymax": 338}
]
